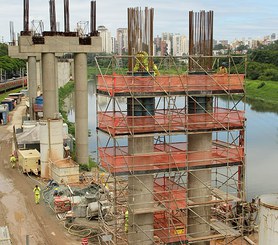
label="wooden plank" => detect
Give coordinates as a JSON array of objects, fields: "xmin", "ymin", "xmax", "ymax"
[
  {"xmin": 132, "ymin": 206, "xmax": 166, "ymax": 214},
  {"xmin": 187, "ymin": 234, "xmax": 224, "ymax": 242},
  {"xmin": 211, "ymin": 219, "xmax": 241, "ymax": 237}
]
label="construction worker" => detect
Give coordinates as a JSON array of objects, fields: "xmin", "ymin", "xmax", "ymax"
[
  {"xmin": 125, "ymin": 210, "xmax": 129, "ymax": 233},
  {"xmin": 33, "ymin": 185, "xmax": 41, "ymax": 204},
  {"xmin": 10, "ymin": 154, "xmax": 16, "ymax": 168},
  {"xmin": 134, "ymin": 51, "xmax": 149, "ymax": 73},
  {"xmin": 53, "ymin": 186, "xmax": 59, "ymax": 196},
  {"xmin": 151, "ymin": 61, "xmax": 160, "ymax": 76},
  {"xmin": 134, "ymin": 51, "xmax": 160, "ymax": 76},
  {"xmin": 218, "ymin": 62, "xmax": 228, "ymax": 74}
]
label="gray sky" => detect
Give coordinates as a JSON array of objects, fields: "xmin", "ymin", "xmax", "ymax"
[{"xmin": 1, "ymin": 0, "xmax": 278, "ymax": 43}]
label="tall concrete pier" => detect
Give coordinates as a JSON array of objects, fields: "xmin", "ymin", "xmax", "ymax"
[
  {"xmin": 8, "ymin": 46, "xmax": 40, "ymax": 120},
  {"xmin": 42, "ymin": 53, "xmax": 58, "ymax": 119},
  {"xmin": 18, "ymin": 0, "xmax": 101, "ymax": 165},
  {"xmin": 74, "ymin": 53, "xmax": 88, "ymax": 164}
]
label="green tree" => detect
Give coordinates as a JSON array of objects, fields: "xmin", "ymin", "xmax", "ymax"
[{"xmin": 0, "ymin": 43, "xmax": 8, "ymax": 56}]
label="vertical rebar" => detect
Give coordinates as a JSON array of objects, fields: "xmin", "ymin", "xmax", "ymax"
[
  {"xmin": 127, "ymin": 7, "xmax": 154, "ymax": 71},
  {"xmin": 49, "ymin": 0, "xmax": 57, "ymax": 32},
  {"xmin": 23, "ymin": 0, "xmax": 29, "ymax": 32},
  {"xmin": 189, "ymin": 10, "xmax": 213, "ymax": 71},
  {"xmin": 90, "ymin": 1, "xmax": 97, "ymax": 35},
  {"xmin": 64, "ymin": 0, "xmax": 70, "ymax": 32}
]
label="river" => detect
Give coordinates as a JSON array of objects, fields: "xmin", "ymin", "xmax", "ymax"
[{"xmin": 67, "ymin": 80, "xmax": 278, "ymax": 200}]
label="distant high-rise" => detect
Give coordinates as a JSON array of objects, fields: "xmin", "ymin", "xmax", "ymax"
[
  {"xmin": 173, "ymin": 34, "xmax": 188, "ymax": 56},
  {"xmin": 116, "ymin": 28, "xmax": 128, "ymax": 55},
  {"xmin": 98, "ymin": 25, "xmax": 112, "ymax": 53}
]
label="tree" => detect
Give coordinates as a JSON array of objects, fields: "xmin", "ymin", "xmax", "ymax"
[{"xmin": 0, "ymin": 43, "xmax": 8, "ymax": 56}]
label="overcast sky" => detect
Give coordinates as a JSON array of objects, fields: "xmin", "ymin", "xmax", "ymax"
[{"xmin": 1, "ymin": 0, "xmax": 278, "ymax": 43}]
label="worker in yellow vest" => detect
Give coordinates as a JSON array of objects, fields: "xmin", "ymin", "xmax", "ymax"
[
  {"xmin": 33, "ymin": 185, "xmax": 41, "ymax": 204},
  {"xmin": 125, "ymin": 210, "xmax": 129, "ymax": 233},
  {"xmin": 218, "ymin": 62, "xmax": 228, "ymax": 74},
  {"xmin": 134, "ymin": 51, "xmax": 149, "ymax": 72},
  {"xmin": 10, "ymin": 154, "xmax": 16, "ymax": 168}
]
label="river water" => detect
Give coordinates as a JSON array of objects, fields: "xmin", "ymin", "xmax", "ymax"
[{"xmin": 67, "ymin": 80, "xmax": 278, "ymax": 200}]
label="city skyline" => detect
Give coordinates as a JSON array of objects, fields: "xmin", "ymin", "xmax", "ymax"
[{"xmin": 0, "ymin": 0, "xmax": 278, "ymax": 43}]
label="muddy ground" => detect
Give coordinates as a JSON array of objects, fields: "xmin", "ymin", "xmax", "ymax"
[{"xmin": 0, "ymin": 100, "xmax": 80, "ymax": 245}]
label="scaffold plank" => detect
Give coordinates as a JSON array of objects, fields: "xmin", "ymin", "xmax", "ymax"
[
  {"xmin": 210, "ymin": 219, "xmax": 241, "ymax": 237},
  {"xmin": 131, "ymin": 206, "xmax": 166, "ymax": 214}
]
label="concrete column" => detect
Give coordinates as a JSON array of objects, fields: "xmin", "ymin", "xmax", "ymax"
[
  {"xmin": 74, "ymin": 53, "xmax": 88, "ymax": 164},
  {"xmin": 128, "ymin": 174, "xmax": 154, "ymax": 245},
  {"xmin": 27, "ymin": 56, "xmax": 37, "ymax": 120},
  {"xmin": 187, "ymin": 96, "xmax": 212, "ymax": 245},
  {"xmin": 42, "ymin": 53, "xmax": 58, "ymax": 119}
]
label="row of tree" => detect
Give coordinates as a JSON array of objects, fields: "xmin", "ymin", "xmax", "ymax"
[
  {"xmin": 232, "ymin": 40, "xmax": 278, "ymax": 81},
  {"xmin": 0, "ymin": 43, "xmax": 26, "ymax": 80}
]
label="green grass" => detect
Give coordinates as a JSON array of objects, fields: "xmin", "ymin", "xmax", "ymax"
[
  {"xmin": 0, "ymin": 87, "xmax": 25, "ymax": 102},
  {"xmin": 245, "ymin": 79, "xmax": 278, "ymax": 104},
  {"xmin": 245, "ymin": 79, "xmax": 278, "ymax": 113}
]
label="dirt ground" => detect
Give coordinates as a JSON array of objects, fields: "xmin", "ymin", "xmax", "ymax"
[{"xmin": 0, "ymin": 99, "xmax": 80, "ymax": 245}]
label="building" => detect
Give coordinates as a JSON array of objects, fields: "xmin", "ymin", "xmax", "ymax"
[
  {"xmin": 116, "ymin": 28, "xmax": 128, "ymax": 55},
  {"xmin": 98, "ymin": 25, "xmax": 112, "ymax": 54}
]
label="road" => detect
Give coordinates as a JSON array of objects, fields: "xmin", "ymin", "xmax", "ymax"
[{"xmin": 0, "ymin": 98, "xmax": 80, "ymax": 244}]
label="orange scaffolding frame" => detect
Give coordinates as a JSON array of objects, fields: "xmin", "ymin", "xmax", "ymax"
[{"xmin": 96, "ymin": 54, "xmax": 246, "ymax": 245}]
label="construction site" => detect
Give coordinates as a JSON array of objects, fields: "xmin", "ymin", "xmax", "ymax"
[
  {"xmin": 0, "ymin": 1, "xmax": 264, "ymax": 245},
  {"xmin": 94, "ymin": 8, "xmax": 255, "ymax": 245}
]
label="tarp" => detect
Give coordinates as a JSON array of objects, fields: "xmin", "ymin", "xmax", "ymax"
[{"xmin": 17, "ymin": 124, "xmax": 70, "ymax": 145}]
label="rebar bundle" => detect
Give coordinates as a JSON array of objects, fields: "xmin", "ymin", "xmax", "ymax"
[
  {"xmin": 49, "ymin": 0, "xmax": 57, "ymax": 32},
  {"xmin": 90, "ymin": 1, "xmax": 98, "ymax": 36},
  {"xmin": 127, "ymin": 7, "xmax": 154, "ymax": 70},
  {"xmin": 189, "ymin": 10, "xmax": 214, "ymax": 71},
  {"xmin": 64, "ymin": 0, "xmax": 70, "ymax": 32},
  {"xmin": 23, "ymin": 0, "xmax": 29, "ymax": 32}
]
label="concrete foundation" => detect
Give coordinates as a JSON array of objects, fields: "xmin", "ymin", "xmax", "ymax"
[
  {"xmin": 42, "ymin": 53, "xmax": 59, "ymax": 119},
  {"xmin": 39, "ymin": 119, "xmax": 64, "ymax": 178},
  {"xmin": 128, "ymin": 174, "xmax": 154, "ymax": 245},
  {"xmin": 74, "ymin": 53, "xmax": 88, "ymax": 164},
  {"xmin": 27, "ymin": 56, "xmax": 37, "ymax": 120}
]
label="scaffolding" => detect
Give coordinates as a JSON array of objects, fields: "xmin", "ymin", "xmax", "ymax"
[{"xmin": 96, "ymin": 54, "xmax": 246, "ymax": 244}]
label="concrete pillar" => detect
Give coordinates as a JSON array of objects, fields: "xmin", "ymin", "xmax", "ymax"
[
  {"xmin": 42, "ymin": 53, "xmax": 59, "ymax": 119},
  {"xmin": 188, "ymin": 133, "xmax": 212, "ymax": 245},
  {"xmin": 27, "ymin": 56, "xmax": 37, "ymax": 120},
  {"xmin": 187, "ymin": 96, "xmax": 212, "ymax": 245},
  {"xmin": 74, "ymin": 53, "xmax": 88, "ymax": 164},
  {"xmin": 127, "ymin": 136, "xmax": 154, "ymax": 245},
  {"xmin": 128, "ymin": 174, "xmax": 154, "ymax": 245}
]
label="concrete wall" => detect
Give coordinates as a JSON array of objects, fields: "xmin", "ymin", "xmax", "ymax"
[{"xmin": 57, "ymin": 61, "xmax": 72, "ymax": 88}]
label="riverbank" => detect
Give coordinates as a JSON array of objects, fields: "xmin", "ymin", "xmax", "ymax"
[{"xmin": 245, "ymin": 79, "xmax": 278, "ymax": 113}]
